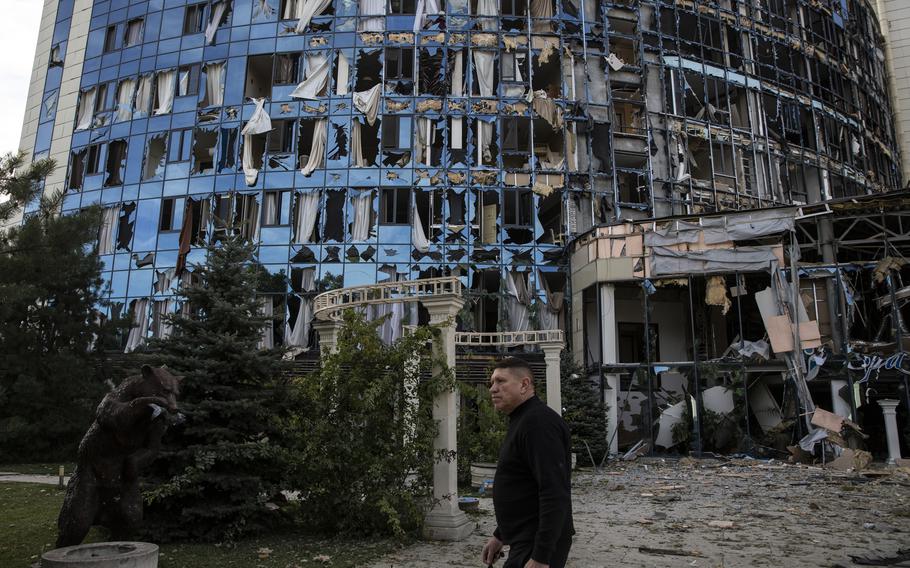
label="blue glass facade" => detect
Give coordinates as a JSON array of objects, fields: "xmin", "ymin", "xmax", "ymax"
[{"xmin": 28, "ymin": 0, "xmax": 901, "ymax": 352}]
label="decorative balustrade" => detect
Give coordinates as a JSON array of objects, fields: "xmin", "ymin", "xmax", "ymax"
[
  {"xmin": 454, "ymin": 329, "xmax": 564, "ymax": 346},
  {"xmin": 313, "ymin": 276, "xmax": 462, "ymax": 321}
]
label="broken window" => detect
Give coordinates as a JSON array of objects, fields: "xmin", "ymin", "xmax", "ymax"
[
  {"xmin": 192, "ymin": 128, "xmax": 218, "ymax": 174},
  {"xmin": 350, "ymin": 190, "xmax": 374, "ymax": 240},
  {"xmin": 86, "ymin": 144, "xmax": 102, "ymax": 175},
  {"xmin": 218, "ymin": 127, "xmax": 239, "ymax": 172},
  {"xmin": 389, "ymin": 0, "xmax": 416, "ymax": 14},
  {"xmin": 275, "ymin": 53, "xmax": 301, "ymax": 84},
  {"xmin": 501, "ymin": 117, "xmax": 530, "ymax": 168},
  {"xmin": 503, "ymin": 188, "xmax": 532, "ymax": 227},
  {"xmin": 474, "ymin": 189, "xmax": 499, "ymax": 244},
  {"xmin": 124, "ymin": 18, "xmax": 144, "ymax": 46},
  {"xmin": 382, "ymin": 116, "xmax": 412, "ymax": 166},
  {"xmin": 103, "ymin": 25, "xmax": 118, "ymax": 53},
  {"xmin": 536, "ymin": 192, "xmax": 562, "ymax": 244},
  {"xmin": 115, "ymin": 79, "xmax": 136, "ymax": 122},
  {"xmin": 501, "ymin": 52, "xmax": 527, "ymax": 97},
  {"xmin": 135, "ymin": 74, "xmax": 153, "ymax": 115},
  {"xmin": 414, "ymin": 189, "xmax": 443, "ymax": 241},
  {"xmin": 299, "ymin": 118, "xmax": 327, "ymax": 175},
  {"xmin": 470, "ymin": 268, "xmax": 500, "ymax": 332},
  {"xmin": 380, "ymin": 187, "xmax": 409, "ymax": 224},
  {"xmin": 154, "ymin": 70, "xmax": 176, "ymax": 114},
  {"xmin": 245, "ymin": 55, "xmax": 273, "ymax": 99},
  {"xmin": 143, "ymin": 133, "xmax": 167, "ymax": 180},
  {"xmin": 159, "ymin": 197, "xmax": 182, "ymax": 232},
  {"xmin": 178, "ymin": 64, "xmax": 201, "ymax": 97},
  {"xmin": 263, "ymin": 191, "xmax": 290, "ymax": 226},
  {"xmin": 184, "ymin": 3, "xmax": 206, "ymax": 35},
  {"xmin": 385, "ymin": 47, "xmax": 414, "ymax": 94},
  {"xmin": 104, "ymin": 139, "xmax": 127, "ymax": 187},
  {"xmin": 68, "ymin": 149, "xmax": 86, "ymax": 190}
]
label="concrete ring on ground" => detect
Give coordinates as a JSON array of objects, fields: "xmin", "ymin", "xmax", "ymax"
[{"xmin": 42, "ymin": 542, "xmax": 159, "ymax": 568}]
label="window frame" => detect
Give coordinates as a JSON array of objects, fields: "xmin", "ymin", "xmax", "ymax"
[{"xmin": 183, "ymin": 3, "xmax": 206, "ymax": 35}]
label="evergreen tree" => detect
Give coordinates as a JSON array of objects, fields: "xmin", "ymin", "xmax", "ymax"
[
  {"xmin": 0, "ymin": 153, "xmax": 118, "ymax": 462},
  {"xmin": 560, "ymin": 352, "xmax": 608, "ymax": 466},
  {"xmin": 141, "ymin": 236, "xmax": 292, "ymax": 542}
]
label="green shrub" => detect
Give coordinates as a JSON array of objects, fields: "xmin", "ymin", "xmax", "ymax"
[{"xmin": 289, "ymin": 311, "xmax": 450, "ymax": 538}]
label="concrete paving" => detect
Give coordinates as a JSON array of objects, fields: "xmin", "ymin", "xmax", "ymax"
[{"xmin": 370, "ymin": 459, "xmax": 910, "ymax": 567}]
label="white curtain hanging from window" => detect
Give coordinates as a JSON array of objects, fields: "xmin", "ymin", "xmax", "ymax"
[
  {"xmin": 414, "ymin": 117, "xmax": 434, "ymax": 165},
  {"xmin": 335, "ymin": 51, "xmax": 350, "ymax": 95},
  {"xmin": 537, "ymin": 269, "xmax": 564, "ymax": 331},
  {"xmin": 301, "ymin": 119, "xmax": 327, "ymax": 175},
  {"xmin": 154, "ymin": 69, "xmax": 176, "ymax": 115},
  {"xmin": 242, "ymin": 98, "xmax": 271, "ymax": 186},
  {"xmin": 290, "ymin": 52, "xmax": 330, "ymax": 100},
  {"xmin": 351, "ymin": 192, "xmax": 372, "ymax": 241},
  {"xmin": 473, "ymin": 51, "xmax": 494, "ymax": 97},
  {"xmin": 125, "ymin": 19, "xmax": 143, "ymax": 45},
  {"xmin": 286, "ymin": 268, "xmax": 316, "ymax": 347},
  {"xmin": 115, "ymin": 79, "xmax": 136, "ymax": 122},
  {"xmin": 295, "ymin": 0, "xmax": 331, "ymax": 33},
  {"xmin": 242, "ymin": 98, "xmax": 272, "ymax": 135},
  {"xmin": 294, "ymin": 191, "xmax": 321, "ymax": 243},
  {"xmin": 255, "ymin": 0, "xmax": 274, "ymax": 18},
  {"xmin": 412, "ymin": 205, "xmax": 430, "ymax": 253},
  {"xmin": 258, "ymin": 296, "xmax": 274, "ymax": 350},
  {"xmin": 203, "ymin": 62, "xmax": 225, "ymax": 106},
  {"xmin": 359, "ymin": 0, "xmax": 384, "ymax": 31},
  {"xmin": 413, "ymin": 0, "xmax": 440, "ymax": 32},
  {"xmin": 205, "ymin": 0, "xmax": 230, "ymax": 44},
  {"xmin": 353, "ymin": 83, "xmax": 382, "ymax": 126},
  {"xmin": 76, "ymin": 87, "xmax": 96, "ymax": 130},
  {"xmin": 98, "ymin": 205, "xmax": 120, "ymax": 255},
  {"xmin": 124, "ymin": 298, "xmax": 150, "ymax": 353},
  {"xmin": 242, "ymin": 134, "xmax": 259, "ymax": 186},
  {"xmin": 530, "ymin": 0, "xmax": 553, "ymax": 31},
  {"xmin": 450, "ymin": 50, "xmax": 464, "ymax": 149},
  {"xmin": 475, "ymin": 0, "xmax": 498, "ymax": 30},
  {"xmin": 506, "ymin": 271, "xmax": 530, "ymax": 332},
  {"xmin": 135, "ymin": 74, "xmax": 153, "ymax": 115},
  {"xmin": 283, "ymin": 0, "xmax": 298, "ymax": 19},
  {"xmin": 262, "ymin": 192, "xmax": 279, "ymax": 225},
  {"xmin": 152, "ymin": 299, "xmax": 175, "ymax": 339},
  {"xmin": 478, "ymin": 118, "xmax": 493, "ymax": 163},
  {"xmin": 351, "ymin": 119, "xmax": 367, "ymax": 166}
]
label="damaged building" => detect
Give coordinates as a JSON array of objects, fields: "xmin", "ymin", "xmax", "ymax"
[{"xmin": 12, "ymin": 0, "xmax": 908, "ymax": 462}]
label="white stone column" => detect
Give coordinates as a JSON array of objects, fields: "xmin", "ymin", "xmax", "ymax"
[
  {"xmin": 421, "ymin": 296, "xmax": 474, "ymax": 541},
  {"xmin": 312, "ymin": 319, "xmax": 341, "ymax": 355},
  {"xmin": 601, "ymin": 284, "xmax": 619, "ymax": 457},
  {"xmin": 877, "ymin": 399, "xmax": 903, "ymax": 465},
  {"xmin": 541, "ymin": 341, "xmax": 564, "ymax": 415}
]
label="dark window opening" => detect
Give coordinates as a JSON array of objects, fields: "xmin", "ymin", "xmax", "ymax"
[
  {"xmin": 159, "ymin": 197, "xmax": 182, "ymax": 231},
  {"xmin": 86, "ymin": 144, "xmax": 102, "ymax": 175},
  {"xmin": 380, "ymin": 187, "xmax": 409, "ymax": 224},
  {"xmin": 184, "ymin": 3, "xmax": 206, "ymax": 35},
  {"xmin": 103, "ymin": 25, "xmax": 118, "ymax": 53},
  {"xmin": 275, "ymin": 53, "xmax": 301, "ymax": 85},
  {"xmin": 503, "ymin": 188, "xmax": 532, "ymax": 227},
  {"xmin": 104, "ymin": 139, "xmax": 127, "ymax": 187}
]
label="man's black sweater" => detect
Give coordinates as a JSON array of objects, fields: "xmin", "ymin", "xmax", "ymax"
[{"xmin": 493, "ymin": 395, "xmax": 574, "ymax": 564}]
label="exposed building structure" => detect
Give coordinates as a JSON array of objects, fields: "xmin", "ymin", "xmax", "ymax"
[
  {"xmin": 15, "ymin": 0, "xmax": 908, "ymax": 462},
  {"xmin": 876, "ymin": 0, "xmax": 910, "ymax": 184}
]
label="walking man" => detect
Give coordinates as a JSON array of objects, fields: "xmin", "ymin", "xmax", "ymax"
[{"xmin": 481, "ymin": 357, "xmax": 574, "ymax": 568}]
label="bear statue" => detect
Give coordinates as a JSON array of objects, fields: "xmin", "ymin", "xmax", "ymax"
[{"xmin": 56, "ymin": 365, "xmax": 183, "ymax": 547}]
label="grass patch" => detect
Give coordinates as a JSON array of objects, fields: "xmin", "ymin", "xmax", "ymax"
[
  {"xmin": 0, "ymin": 463, "xmax": 75, "ymax": 476},
  {"xmin": 0, "ymin": 482, "xmax": 397, "ymax": 568}
]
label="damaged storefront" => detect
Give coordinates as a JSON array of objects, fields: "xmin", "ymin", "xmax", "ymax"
[{"xmin": 571, "ymin": 192, "xmax": 910, "ymax": 465}]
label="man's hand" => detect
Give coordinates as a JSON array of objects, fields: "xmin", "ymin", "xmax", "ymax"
[
  {"xmin": 523, "ymin": 561, "xmax": 549, "ymax": 568},
  {"xmin": 481, "ymin": 536, "xmax": 503, "ymax": 566}
]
